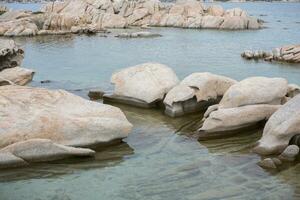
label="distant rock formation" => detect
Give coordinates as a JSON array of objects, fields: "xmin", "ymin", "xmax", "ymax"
[
  {"xmin": 0, "ymin": 0, "xmax": 263, "ymax": 36},
  {"xmin": 242, "ymin": 44, "xmax": 300, "ymax": 63}
]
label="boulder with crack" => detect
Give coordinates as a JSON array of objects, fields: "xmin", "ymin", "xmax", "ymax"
[{"xmin": 163, "ymin": 72, "xmax": 236, "ymax": 117}]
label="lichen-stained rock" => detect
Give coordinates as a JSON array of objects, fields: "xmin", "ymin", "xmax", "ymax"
[
  {"xmin": 197, "ymin": 104, "xmax": 281, "ymax": 139},
  {"xmin": 0, "ymin": 39, "xmax": 24, "ymax": 71},
  {"xmin": 219, "ymin": 77, "xmax": 288, "ymax": 109},
  {"xmin": 0, "ymin": 85, "xmax": 133, "ymax": 149},
  {"xmin": 254, "ymin": 94, "xmax": 300, "ymax": 155},
  {"xmin": 163, "ymin": 72, "xmax": 236, "ymax": 117},
  {"xmin": 0, "ymin": 139, "xmax": 95, "ymax": 163},
  {"xmin": 104, "ymin": 63, "xmax": 179, "ymax": 107},
  {"xmin": 0, "ymin": 67, "xmax": 35, "ymax": 86}
]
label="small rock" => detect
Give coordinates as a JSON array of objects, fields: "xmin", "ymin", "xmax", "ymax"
[
  {"xmin": 272, "ymin": 158, "xmax": 282, "ymax": 166},
  {"xmin": 278, "ymin": 145, "xmax": 299, "ymax": 161},
  {"xmin": 258, "ymin": 158, "xmax": 277, "ymax": 169},
  {"xmin": 88, "ymin": 90, "xmax": 105, "ymax": 100},
  {"xmin": 40, "ymin": 80, "xmax": 51, "ymax": 84}
]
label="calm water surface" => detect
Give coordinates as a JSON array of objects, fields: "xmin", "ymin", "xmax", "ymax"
[{"xmin": 1, "ymin": 2, "xmax": 300, "ymax": 200}]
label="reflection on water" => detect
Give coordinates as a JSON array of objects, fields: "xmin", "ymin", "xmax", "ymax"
[{"xmin": 1, "ymin": 2, "xmax": 300, "ymax": 200}]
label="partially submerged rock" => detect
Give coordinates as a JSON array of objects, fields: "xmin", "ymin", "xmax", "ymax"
[
  {"xmin": 88, "ymin": 89, "xmax": 105, "ymax": 100},
  {"xmin": 241, "ymin": 45, "xmax": 300, "ymax": 63},
  {"xmin": 163, "ymin": 72, "xmax": 236, "ymax": 117},
  {"xmin": 258, "ymin": 158, "xmax": 277, "ymax": 169},
  {"xmin": 278, "ymin": 145, "xmax": 299, "ymax": 162},
  {"xmin": 0, "ymin": 152, "xmax": 28, "ymax": 169},
  {"xmin": 0, "ymin": 139, "xmax": 95, "ymax": 168},
  {"xmin": 254, "ymin": 94, "xmax": 300, "ymax": 155},
  {"xmin": 104, "ymin": 63, "xmax": 179, "ymax": 108},
  {"xmin": 198, "ymin": 104, "xmax": 280, "ymax": 140},
  {"xmin": 197, "ymin": 77, "xmax": 289, "ymax": 139},
  {"xmin": 116, "ymin": 31, "xmax": 161, "ymax": 38},
  {"xmin": 0, "ymin": 85, "xmax": 132, "ymax": 149}
]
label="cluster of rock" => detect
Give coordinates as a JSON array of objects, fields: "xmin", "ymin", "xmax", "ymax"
[
  {"xmin": 0, "ymin": 0, "xmax": 263, "ymax": 37},
  {"xmin": 0, "ymin": 40, "xmax": 133, "ymax": 169},
  {"xmin": 0, "ymin": 39, "xmax": 34, "ymax": 86},
  {"xmin": 103, "ymin": 63, "xmax": 300, "ymax": 168},
  {"xmin": 103, "ymin": 63, "xmax": 237, "ymax": 117},
  {"xmin": 242, "ymin": 44, "xmax": 300, "ymax": 63},
  {"xmin": 116, "ymin": 31, "xmax": 161, "ymax": 38}
]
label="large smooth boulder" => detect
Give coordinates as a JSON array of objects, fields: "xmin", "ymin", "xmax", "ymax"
[
  {"xmin": 0, "ymin": 85, "xmax": 133, "ymax": 149},
  {"xmin": 254, "ymin": 94, "xmax": 300, "ymax": 155},
  {"xmin": 104, "ymin": 63, "xmax": 179, "ymax": 107},
  {"xmin": 219, "ymin": 77, "xmax": 288, "ymax": 109},
  {"xmin": 0, "ymin": 39, "xmax": 24, "ymax": 71},
  {"xmin": 163, "ymin": 72, "xmax": 236, "ymax": 117}
]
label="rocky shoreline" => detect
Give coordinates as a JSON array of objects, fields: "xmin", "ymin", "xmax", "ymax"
[{"xmin": 0, "ymin": 0, "xmax": 263, "ymax": 37}]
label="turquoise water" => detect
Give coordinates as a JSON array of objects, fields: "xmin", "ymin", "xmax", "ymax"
[{"xmin": 1, "ymin": 2, "xmax": 300, "ymax": 200}]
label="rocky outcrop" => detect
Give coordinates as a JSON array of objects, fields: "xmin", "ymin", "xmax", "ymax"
[
  {"xmin": 0, "ymin": 85, "xmax": 132, "ymax": 168},
  {"xmin": 197, "ymin": 77, "xmax": 290, "ymax": 139},
  {"xmin": 254, "ymin": 94, "xmax": 300, "ymax": 155},
  {"xmin": 116, "ymin": 31, "xmax": 161, "ymax": 38},
  {"xmin": 0, "ymin": 38, "xmax": 24, "ymax": 71},
  {"xmin": 242, "ymin": 45, "xmax": 300, "ymax": 63},
  {"xmin": 0, "ymin": 39, "xmax": 34, "ymax": 85},
  {"xmin": 0, "ymin": 0, "xmax": 263, "ymax": 36},
  {"xmin": 0, "ymin": 5, "xmax": 8, "ymax": 15},
  {"xmin": 163, "ymin": 72, "xmax": 236, "ymax": 117},
  {"xmin": 103, "ymin": 62, "xmax": 179, "ymax": 108}
]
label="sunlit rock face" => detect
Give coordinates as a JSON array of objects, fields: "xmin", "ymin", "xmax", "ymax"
[
  {"xmin": 0, "ymin": 39, "xmax": 34, "ymax": 85},
  {"xmin": 197, "ymin": 77, "xmax": 290, "ymax": 139},
  {"xmin": 163, "ymin": 72, "xmax": 237, "ymax": 117},
  {"xmin": 0, "ymin": 0, "xmax": 263, "ymax": 36},
  {"xmin": 0, "ymin": 85, "xmax": 133, "ymax": 149},
  {"xmin": 104, "ymin": 62, "xmax": 179, "ymax": 107},
  {"xmin": 254, "ymin": 94, "xmax": 300, "ymax": 156},
  {"xmin": 242, "ymin": 44, "xmax": 300, "ymax": 63}
]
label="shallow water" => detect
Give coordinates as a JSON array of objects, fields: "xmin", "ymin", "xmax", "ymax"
[{"xmin": 1, "ymin": 2, "xmax": 300, "ymax": 200}]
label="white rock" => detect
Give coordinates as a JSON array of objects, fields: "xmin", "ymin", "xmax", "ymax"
[
  {"xmin": 219, "ymin": 77, "xmax": 288, "ymax": 109},
  {"xmin": 0, "ymin": 85, "xmax": 132, "ymax": 149},
  {"xmin": 254, "ymin": 95, "xmax": 300, "ymax": 155},
  {"xmin": 198, "ymin": 104, "xmax": 281, "ymax": 138},
  {"xmin": 109, "ymin": 63, "xmax": 179, "ymax": 104}
]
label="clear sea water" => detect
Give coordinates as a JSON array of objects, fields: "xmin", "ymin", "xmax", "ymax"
[{"xmin": 0, "ymin": 2, "xmax": 300, "ymax": 200}]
